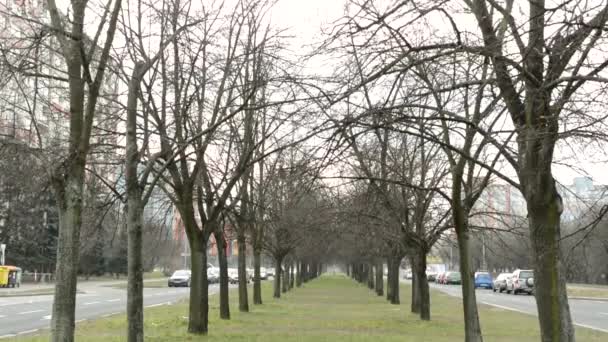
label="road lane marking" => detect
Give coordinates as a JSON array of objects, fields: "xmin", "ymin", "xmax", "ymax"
[
  {"xmin": 76, "ymin": 319, "xmax": 87, "ymax": 323},
  {"xmin": 17, "ymin": 329, "xmax": 38, "ymax": 335},
  {"xmin": 83, "ymin": 301, "xmax": 101, "ymax": 305},
  {"xmin": 18, "ymin": 310, "xmax": 43, "ymax": 315},
  {"xmin": 42, "ymin": 315, "xmax": 52, "ymax": 320},
  {"xmin": 107, "ymin": 299, "xmax": 120, "ymax": 302},
  {"xmin": 0, "ymin": 334, "xmax": 17, "ymax": 339},
  {"xmin": 574, "ymin": 322, "xmax": 608, "ymax": 334},
  {"xmin": 600, "ymin": 312, "xmax": 608, "ymax": 316},
  {"xmin": 482, "ymin": 301, "xmax": 608, "ymax": 334},
  {"xmin": 0, "ymin": 315, "xmax": 5, "ymax": 318}
]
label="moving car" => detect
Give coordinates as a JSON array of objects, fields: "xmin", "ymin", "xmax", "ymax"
[
  {"xmin": 474, "ymin": 272, "xmax": 493, "ymax": 289},
  {"xmin": 492, "ymin": 273, "xmax": 511, "ymax": 293},
  {"xmin": 168, "ymin": 270, "xmax": 191, "ymax": 287},
  {"xmin": 445, "ymin": 271, "xmax": 461, "ymax": 285},
  {"xmin": 506, "ymin": 269, "xmax": 534, "ymax": 295}
]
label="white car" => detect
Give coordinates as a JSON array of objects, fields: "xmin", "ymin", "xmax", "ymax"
[{"xmin": 168, "ymin": 270, "xmax": 191, "ymax": 287}]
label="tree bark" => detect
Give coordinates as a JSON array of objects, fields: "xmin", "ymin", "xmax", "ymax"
[
  {"xmin": 215, "ymin": 230, "xmax": 230, "ymax": 319},
  {"xmin": 296, "ymin": 261, "xmax": 303, "ymax": 287},
  {"xmin": 410, "ymin": 256, "xmax": 420, "ymax": 314},
  {"xmin": 386, "ymin": 258, "xmax": 393, "ymax": 302},
  {"xmin": 390, "ymin": 258, "xmax": 400, "ymax": 305},
  {"xmin": 273, "ymin": 257, "xmax": 283, "ymax": 298},
  {"xmin": 375, "ymin": 261, "xmax": 383, "ymax": 296},
  {"xmin": 253, "ymin": 248, "xmax": 262, "ymax": 305},
  {"xmin": 237, "ymin": 234, "xmax": 249, "ymax": 312},
  {"xmin": 125, "ymin": 62, "xmax": 145, "ymax": 342},
  {"xmin": 415, "ymin": 249, "xmax": 430, "ymax": 321},
  {"xmin": 187, "ymin": 240, "xmax": 209, "ymax": 334},
  {"xmin": 455, "ymin": 221, "xmax": 483, "ymax": 342},
  {"xmin": 527, "ymin": 185, "xmax": 574, "ymax": 342},
  {"xmin": 282, "ymin": 263, "xmax": 288, "ymax": 293},
  {"xmin": 51, "ymin": 174, "xmax": 84, "ymax": 342}
]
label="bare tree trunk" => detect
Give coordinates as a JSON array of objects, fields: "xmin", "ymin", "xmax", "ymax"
[
  {"xmin": 390, "ymin": 258, "xmax": 400, "ymax": 305},
  {"xmin": 386, "ymin": 257, "xmax": 392, "ymax": 302},
  {"xmin": 455, "ymin": 221, "xmax": 483, "ymax": 342},
  {"xmin": 237, "ymin": 234, "xmax": 249, "ymax": 312},
  {"xmin": 253, "ymin": 248, "xmax": 262, "ymax": 304},
  {"xmin": 410, "ymin": 256, "xmax": 420, "ymax": 314},
  {"xmin": 527, "ymin": 186, "xmax": 574, "ymax": 342},
  {"xmin": 375, "ymin": 261, "xmax": 383, "ymax": 296},
  {"xmin": 296, "ymin": 261, "xmax": 303, "ymax": 287},
  {"xmin": 415, "ymin": 249, "xmax": 430, "ymax": 321},
  {"xmin": 188, "ymin": 240, "xmax": 209, "ymax": 334},
  {"xmin": 125, "ymin": 62, "xmax": 145, "ymax": 342},
  {"xmin": 215, "ymin": 230, "xmax": 230, "ymax": 319},
  {"xmin": 282, "ymin": 263, "xmax": 288, "ymax": 293},
  {"xmin": 367, "ymin": 263, "xmax": 375, "ymax": 290},
  {"xmin": 289, "ymin": 263, "xmax": 295, "ymax": 289},
  {"xmin": 273, "ymin": 257, "xmax": 282, "ymax": 298},
  {"xmin": 51, "ymin": 175, "xmax": 83, "ymax": 342}
]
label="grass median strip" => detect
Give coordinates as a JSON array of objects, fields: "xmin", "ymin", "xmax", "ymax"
[{"xmin": 7, "ymin": 274, "xmax": 608, "ymax": 341}]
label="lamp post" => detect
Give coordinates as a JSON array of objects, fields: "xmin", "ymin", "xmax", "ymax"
[{"xmin": 0, "ymin": 243, "xmax": 6, "ymax": 265}]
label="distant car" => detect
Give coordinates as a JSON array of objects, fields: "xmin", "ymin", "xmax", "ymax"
[
  {"xmin": 228, "ymin": 268, "xmax": 239, "ymax": 284},
  {"xmin": 207, "ymin": 267, "xmax": 219, "ymax": 284},
  {"xmin": 474, "ymin": 272, "xmax": 493, "ymax": 289},
  {"xmin": 168, "ymin": 270, "xmax": 191, "ymax": 287},
  {"xmin": 492, "ymin": 273, "xmax": 511, "ymax": 293},
  {"xmin": 259, "ymin": 267, "xmax": 269, "ymax": 280},
  {"xmin": 445, "ymin": 272, "xmax": 461, "ymax": 285},
  {"xmin": 506, "ymin": 269, "xmax": 534, "ymax": 295},
  {"xmin": 266, "ymin": 268, "xmax": 275, "ymax": 278},
  {"xmin": 426, "ymin": 272, "xmax": 438, "ymax": 282},
  {"xmin": 404, "ymin": 269, "xmax": 413, "ymax": 279}
]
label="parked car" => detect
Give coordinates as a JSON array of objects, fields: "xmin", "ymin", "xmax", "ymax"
[
  {"xmin": 266, "ymin": 267, "xmax": 276, "ymax": 278},
  {"xmin": 506, "ymin": 269, "xmax": 534, "ymax": 295},
  {"xmin": 168, "ymin": 270, "xmax": 191, "ymax": 287},
  {"xmin": 228, "ymin": 268, "xmax": 239, "ymax": 284},
  {"xmin": 474, "ymin": 272, "xmax": 493, "ymax": 289},
  {"xmin": 492, "ymin": 273, "xmax": 511, "ymax": 293},
  {"xmin": 445, "ymin": 271, "xmax": 462, "ymax": 285},
  {"xmin": 426, "ymin": 272, "xmax": 438, "ymax": 282}
]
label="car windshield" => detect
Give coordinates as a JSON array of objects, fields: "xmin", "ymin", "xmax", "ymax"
[
  {"xmin": 450, "ymin": 272, "xmax": 461, "ymax": 279},
  {"xmin": 476, "ymin": 273, "xmax": 491, "ymax": 280},
  {"xmin": 520, "ymin": 271, "xmax": 533, "ymax": 278},
  {"xmin": 173, "ymin": 271, "xmax": 189, "ymax": 277}
]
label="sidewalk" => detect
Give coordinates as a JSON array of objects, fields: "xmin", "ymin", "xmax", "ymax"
[{"xmin": 0, "ymin": 278, "xmax": 168, "ymax": 297}]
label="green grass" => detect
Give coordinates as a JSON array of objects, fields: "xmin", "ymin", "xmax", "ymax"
[
  {"xmin": 567, "ymin": 285, "xmax": 608, "ymax": 299},
  {"xmin": 9, "ymin": 275, "xmax": 608, "ymax": 341}
]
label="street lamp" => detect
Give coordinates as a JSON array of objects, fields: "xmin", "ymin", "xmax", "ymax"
[{"xmin": 0, "ymin": 243, "xmax": 6, "ymax": 265}]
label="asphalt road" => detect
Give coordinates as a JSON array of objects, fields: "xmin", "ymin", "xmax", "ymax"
[
  {"xmin": 429, "ymin": 282, "xmax": 608, "ymax": 333},
  {"xmin": 0, "ymin": 282, "xmax": 210, "ymax": 338}
]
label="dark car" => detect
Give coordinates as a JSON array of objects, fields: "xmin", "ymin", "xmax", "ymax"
[
  {"xmin": 474, "ymin": 272, "xmax": 493, "ymax": 289},
  {"xmin": 168, "ymin": 270, "xmax": 191, "ymax": 287},
  {"xmin": 445, "ymin": 271, "xmax": 461, "ymax": 285}
]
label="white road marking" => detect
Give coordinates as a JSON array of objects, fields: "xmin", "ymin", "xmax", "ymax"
[
  {"xmin": 0, "ymin": 315, "xmax": 5, "ymax": 318},
  {"xmin": 76, "ymin": 319, "xmax": 87, "ymax": 323},
  {"xmin": 599, "ymin": 312, "xmax": 608, "ymax": 316},
  {"xmin": 145, "ymin": 303, "xmax": 165, "ymax": 308},
  {"xmin": 42, "ymin": 315, "xmax": 52, "ymax": 320},
  {"xmin": 83, "ymin": 301, "xmax": 101, "ymax": 305},
  {"xmin": 574, "ymin": 322, "xmax": 608, "ymax": 334},
  {"xmin": 106, "ymin": 299, "xmax": 120, "ymax": 302},
  {"xmin": 0, "ymin": 334, "xmax": 17, "ymax": 339},
  {"xmin": 17, "ymin": 329, "xmax": 38, "ymax": 335},
  {"xmin": 481, "ymin": 301, "xmax": 608, "ymax": 333},
  {"xmin": 18, "ymin": 310, "xmax": 43, "ymax": 315}
]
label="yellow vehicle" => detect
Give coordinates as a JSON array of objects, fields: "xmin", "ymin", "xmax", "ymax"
[{"xmin": 0, "ymin": 266, "xmax": 22, "ymax": 288}]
